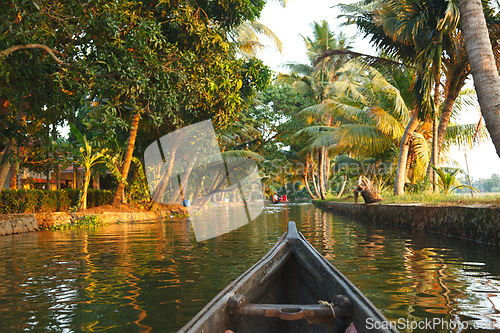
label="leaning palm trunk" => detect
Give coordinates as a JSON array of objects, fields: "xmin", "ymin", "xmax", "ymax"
[
  {"xmin": 324, "ymin": 152, "xmax": 330, "ymax": 192},
  {"xmin": 459, "ymin": 0, "xmax": 500, "ymax": 157},
  {"xmin": 337, "ymin": 174, "xmax": 347, "ymax": 198},
  {"xmin": 169, "ymin": 155, "xmax": 199, "ymax": 203},
  {"xmin": 112, "ymin": 111, "xmax": 141, "ymax": 207},
  {"xmin": 303, "ymin": 173, "xmax": 316, "ymax": 199},
  {"xmin": 318, "ymin": 149, "xmax": 326, "ymax": 200},
  {"xmin": 151, "ymin": 138, "xmax": 180, "ymax": 205},
  {"xmin": 437, "ymin": 90, "xmax": 461, "ymax": 158},
  {"xmin": 394, "ymin": 113, "xmax": 420, "ymax": 195},
  {"xmin": 311, "ymin": 168, "xmax": 321, "ymax": 198},
  {"xmin": 303, "ymin": 157, "xmax": 317, "ymax": 199}
]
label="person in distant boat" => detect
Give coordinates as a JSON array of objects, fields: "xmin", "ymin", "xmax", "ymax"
[
  {"xmin": 282, "ymin": 194, "xmax": 287, "ymax": 202},
  {"xmin": 272, "ymin": 194, "xmax": 279, "ymax": 203}
]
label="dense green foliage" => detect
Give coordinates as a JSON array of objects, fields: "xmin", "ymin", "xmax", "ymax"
[
  {"xmin": 1, "ymin": 0, "xmax": 498, "ymax": 206},
  {"xmin": 0, "ymin": 189, "xmax": 112, "ymax": 213},
  {"xmin": 0, "ymin": 0, "xmax": 273, "ymax": 206}
]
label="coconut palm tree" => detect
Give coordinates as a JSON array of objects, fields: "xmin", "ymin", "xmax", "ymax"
[
  {"xmin": 296, "ymin": 60, "xmax": 484, "ymax": 193},
  {"xmin": 277, "ymin": 21, "xmax": 353, "ymax": 199},
  {"xmin": 232, "ymin": 21, "xmax": 284, "ymax": 58},
  {"xmin": 458, "ymin": 0, "xmax": 500, "ymax": 157},
  {"xmin": 339, "ymin": 0, "xmax": 470, "ymax": 194},
  {"xmin": 296, "ymin": 61, "xmax": 427, "ymax": 182}
]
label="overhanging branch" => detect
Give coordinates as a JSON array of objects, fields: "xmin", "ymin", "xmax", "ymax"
[{"xmin": 1, "ymin": 44, "xmax": 63, "ymax": 65}]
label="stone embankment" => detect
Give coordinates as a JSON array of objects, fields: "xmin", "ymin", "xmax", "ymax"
[
  {"xmin": 0, "ymin": 209, "xmax": 186, "ymax": 236},
  {"xmin": 0, "ymin": 214, "xmax": 39, "ymax": 235},
  {"xmin": 316, "ymin": 201, "xmax": 500, "ymax": 245}
]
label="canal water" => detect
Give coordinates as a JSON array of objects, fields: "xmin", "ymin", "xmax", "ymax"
[{"xmin": 0, "ymin": 203, "xmax": 499, "ymax": 332}]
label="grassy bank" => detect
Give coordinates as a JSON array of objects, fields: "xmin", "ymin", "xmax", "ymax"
[{"xmin": 320, "ymin": 193, "xmax": 500, "ymax": 206}]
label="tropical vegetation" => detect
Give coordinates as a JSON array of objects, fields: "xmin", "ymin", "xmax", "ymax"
[{"xmin": 1, "ymin": 0, "xmax": 500, "ymax": 211}]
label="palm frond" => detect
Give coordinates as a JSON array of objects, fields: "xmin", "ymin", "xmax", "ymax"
[
  {"xmin": 445, "ymin": 123, "xmax": 489, "ymax": 149},
  {"xmin": 221, "ymin": 149, "xmax": 264, "ymax": 162}
]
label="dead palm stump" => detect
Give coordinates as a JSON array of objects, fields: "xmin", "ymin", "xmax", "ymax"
[{"xmin": 354, "ymin": 176, "xmax": 384, "ymax": 204}]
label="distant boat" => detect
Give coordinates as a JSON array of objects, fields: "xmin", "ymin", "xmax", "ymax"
[
  {"xmin": 271, "ymin": 199, "xmax": 289, "ymax": 204},
  {"xmin": 271, "ymin": 195, "xmax": 288, "ymax": 204},
  {"xmin": 178, "ymin": 221, "xmax": 398, "ymax": 333}
]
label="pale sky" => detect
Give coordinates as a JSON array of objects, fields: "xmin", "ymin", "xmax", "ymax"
[{"xmin": 257, "ymin": 0, "xmax": 500, "ymax": 179}]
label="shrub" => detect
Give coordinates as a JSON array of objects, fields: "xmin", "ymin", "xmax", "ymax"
[
  {"xmin": 49, "ymin": 214, "xmax": 107, "ymax": 230},
  {"xmin": 0, "ymin": 189, "xmax": 112, "ymax": 214}
]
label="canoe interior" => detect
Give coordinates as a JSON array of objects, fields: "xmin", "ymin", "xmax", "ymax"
[
  {"xmin": 230, "ymin": 249, "xmax": 349, "ymax": 333},
  {"xmin": 179, "ymin": 222, "xmax": 397, "ymax": 333}
]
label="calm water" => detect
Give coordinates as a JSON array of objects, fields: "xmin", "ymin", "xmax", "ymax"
[{"xmin": 0, "ymin": 203, "xmax": 499, "ymax": 332}]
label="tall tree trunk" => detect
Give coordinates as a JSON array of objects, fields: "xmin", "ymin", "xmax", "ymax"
[
  {"xmin": 112, "ymin": 111, "xmax": 141, "ymax": 207},
  {"xmin": 318, "ymin": 149, "xmax": 326, "ymax": 200},
  {"xmin": 0, "ymin": 138, "xmax": 15, "ymax": 191},
  {"xmin": 9, "ymin": 164, "xmax": 16, "ymax": 189},
  {"xmin": 336, "ymin": 174, "xmax": 347, "ymax": 198},
  {"xmin": 459, "ymin": 0, "xmax": 500, "ymax": 156},
  {"xmin": 170, "ymin": 156, "xmax": 199, "ymax": 203},
  {"xmin": 405, "ymin": 148, "xmax": 416, "ymax": 181},
  {"xmin": 433, "ymin": 115, "xmax": 438, "ymax": 192},
  {"xmin": 311, "ymin": 165, "xmax": 321, "ymax": 198},
  {"xmin": 150, "ymin": 137, "xmax": 180, "ymax": 204},
  {"xmin": 303, "ymin": 157, "xmax": 316, "ymax": 199},
  {"xmin": 303, "ymin": 173, "xmax": 315, "ymax": 199},
  {"xmin": 429, "ymin": 116, "xmax": 438, "ymax": 192},
  {"xmin": 81, "ymin": 169, "xmax": 91, "ymax": 210},
  {"xmin": 324, "ymin": 151, "xmax": 330, "ymax": 194},
  {"xmin": 394, "ymin": 114, "xmax": 420, "ymax": 195},
  {"xmin": 0, "ymin": 102, "xmax": 25, "ymax": 190},
  {"xmin": 73, "ymin": 163, "xmax": 78, "ymax": 188},
  {"xmin": 436, "ymin": 89, "xmax": 461, "ymax": 159},
  {"xmin": 193, "ymin": 175, "xmax": 204, "ymax": 203},
  {"xmin": 56, "ymin": 168, "xmax": 61, "ymax": 190},
  {"xmin": 426, "ymin": 79, "xmax": 441, "ymax": 192},
  {"xmin": 317, "ymin": 150, "xmax": 323, "ymax": 199}
]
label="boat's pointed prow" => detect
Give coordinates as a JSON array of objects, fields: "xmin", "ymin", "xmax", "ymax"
[
  {"xmin": 179, "ymin": 219, "xmax": 399, "ymax": 333},
  {"xmin": 286, "ymin": 221, "xmax": 300, "ymax": 240}
]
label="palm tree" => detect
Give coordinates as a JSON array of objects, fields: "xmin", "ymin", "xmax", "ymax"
[
  {"xmin": 68, "ymin": 124, "xmax": 108, "ymax": 210},
  {"xmin": 296, "ymin": 60, "xmax": 483, "ymax": 192},
  {"xmin": 278, "ymin": 21, "xmax": 353, "ymax": 199},
  {"xmin": 339, "ymin": 0, "xmax": 465, "ymax": 195},
  {"xmin": 435, "ymin": 31, "xmax": 471, "ymax": 160},
  {"xmin": 458, "ymin": 0, "xmax": 500, "ymax": 157},
  {"xmin": 232, "ymin": 21, "xmax": 284, "ymax": 57},
  {"xmin": 297, "ymin": 61, "xmax": 428, "ymax": 185}
]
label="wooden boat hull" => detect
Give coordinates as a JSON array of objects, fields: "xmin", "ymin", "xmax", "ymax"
[{"xmin": 178, "ymin": 222, "xmax": 398, "ymax": 333}]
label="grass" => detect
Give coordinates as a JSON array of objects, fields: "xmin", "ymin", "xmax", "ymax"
[{"xmin": 321, "ymin": 192, "xmax": 500, "ymax": 206}]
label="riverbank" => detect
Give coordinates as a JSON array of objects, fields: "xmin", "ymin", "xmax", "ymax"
[
  {"xmin": 315, "ymin": 200, "xmax": 500, "ymax": 246},
  {"xmin": 0, "ymin": 203, "xmax": 187, "ymax": 236}
]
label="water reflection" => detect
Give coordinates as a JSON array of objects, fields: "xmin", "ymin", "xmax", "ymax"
[{"xmin": 0, "ymin": 204, "xmax": 499, "ymax": 332}]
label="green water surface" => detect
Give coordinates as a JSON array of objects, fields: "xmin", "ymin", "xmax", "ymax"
[{"xmin": 0, "ymin": 203, "xmax": 499, "ymax": 332}]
